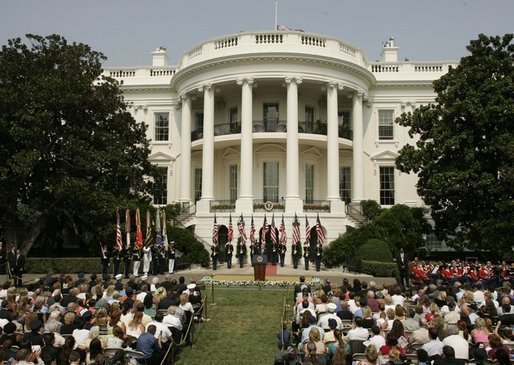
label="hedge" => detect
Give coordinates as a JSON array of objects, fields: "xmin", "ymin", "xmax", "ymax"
[{"xmin": 360, "ymin": 260, "xmax": 399, "ymax": 277}]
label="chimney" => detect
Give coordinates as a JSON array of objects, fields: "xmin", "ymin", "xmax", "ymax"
[
  {"xmin": 152, "ymin": 47, "xmax": 169, "ymax": 67},
  {"xmin": 380, "ymin": 37, "xmax": 398, "ymax": 62}
]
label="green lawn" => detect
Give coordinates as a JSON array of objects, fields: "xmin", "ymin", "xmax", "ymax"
[{"xmin": 174, "ymin": 287, "xmax": 289, "ymax": 365}]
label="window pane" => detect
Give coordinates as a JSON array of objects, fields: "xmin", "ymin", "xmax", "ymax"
[
  {"xmin": 263, "ymin": 103, "xmax": 279, "ymax": 132},
  {"xmin": 154, "ymin": 113, "xmax": 169, "ymax": 141},
  {"xmin": 194, "ymin": 168, "xmax": 202, "ymax": 202},
  {"xmin": 263, "ymin": 162, "xmax": 279, "ymax": 202},
  {"xmin": 229, "ymin": 165, "xmax": 238, "ymax": 203},
  {"xmin": 339, "ymin": 167, "xmax": 351, "ymax": 204},
  {"xmin": 153, "ymin": 167, "xmax": 168, "ymax": 205},
  {"xmin": 305, "ymin": 164, "xmax": 314, "ymax": 204},
  {"xmin": 379, "ymin": 166, "xmax": 395, "ymax": 205},
  {"xmin": 378, "ymin": 110, "xmax": 394, "ymax": 140}
]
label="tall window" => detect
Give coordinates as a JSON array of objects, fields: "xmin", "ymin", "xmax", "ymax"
[
  {"xmin": 339, "ymin": 167, "xmax": 351, "ymax": 204},
  {"xmin": 379, "ymin": 166, "xmax": 395, "ymax": 205},
  {"xmin": 263, "ymin": 162, "xmax": 279, "ymax": 202},
  {"xmin": 305, "ymin": 106, "xmax": 315, "ymax": 133},
  {"xmin": 154, "ymin": 113, "xmax": 169, "ymax": 141},
  {"xmin": 229, "ymin": 165, "xmax": 238, "ymax": 203},
  {"xmin": 305, "ymin": 164, "xmax": 314, "ymax": 204},
  {"xmin": 229, "ymin": 107, "xmax": 239, "ymax": 133},
  {"xmin": 194, "ymin": 168, "xmax": 202, "ymax": 202},
  {"xmin": 378, "ymin": 110, "xmax": 394, "ymax": 140},
  {"xmin": 194, "ymin": 112, "xmax": 204, "ymax": 137},
  {"xmin": 153, "ymin": 167, "xmax": 168, "ymax": 205},
  {"xmin": 263, "ymin": 103, "xmax": 279, "ymax": 132}
]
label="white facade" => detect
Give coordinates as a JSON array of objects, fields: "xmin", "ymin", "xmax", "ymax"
[{"xmin": 104, "ymin": 31, "xmax": 457, "ymax": 248}]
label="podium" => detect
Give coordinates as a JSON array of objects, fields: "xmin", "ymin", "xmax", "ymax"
[{"xmin": 252, "ymin": 254, "xmax": 267, "ymax": 281}]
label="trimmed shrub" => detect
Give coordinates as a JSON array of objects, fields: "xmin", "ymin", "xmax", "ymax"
[
  {"xmin": 26, "ymin": 258, "xmax": 99, "ymax": 274},
  {"xmin": 355, "ymin": 238, "xmax": 393, "ymax": 263},
  {"xmin": 322, "ymin": 224, "xmax": 377, "ymax": 268},
  {"xmin": 360, "ymin": 260, "xmax": 399, "ymax": 277},
  {"xmin": 361, "ymin": 200, "xmax": 382, "ymax": 220},
  {"xmin": 168, "ymin": 227, "xmax": 210, "ymax": 267}
]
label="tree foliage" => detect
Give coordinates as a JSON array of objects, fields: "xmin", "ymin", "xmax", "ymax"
[
  {"xmin": 0, "ymin": 34, "xmax": 161, "ymax": 254},
  {"xmin": 396, "ymin": 34, "xmax": 514, "ymax": 254}
]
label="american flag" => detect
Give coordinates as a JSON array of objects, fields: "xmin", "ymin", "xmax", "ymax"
[
  {"xmin": 316, "ymin": 213, "xmax": 325, "ymax": 244},
  {"xmin": 305, "ymin": 215, "xmax": 311, "ymax": 244},
  {"xmin": 292, "ymin": 213, "xmax": 300, "ymax": 243},
  {"xmin": 279, "ymin": 215, "xmax": 287, "ymax": 244},
  {"xmin": 125, "ymin": 208, "xmax": 131, "ymax": 250},
  {"xmin": 135, "ymin": 208, "xmax": 143, "ymax": 249},
  {"xmin": 261, "ymin": 215, "xmax": 269, "ymax": 244},
  {"xmin": 228, "ymin": 213, "xmax": 233, "ymax": 242},
  {"xmin": 249, "ymin": 215, "xmax": 256, "ymax": 243},
  {"xmin": 115, "ymin": 210, "xmax": 123, "ymax": 252},
  {"xmin": 162, "ymin": 209, "xmax": 168, "ymax": 248},
  {"xmin": 212, "ymin": 214, "xmax": 219, "ymax": 244},
  {"xmin": 237, "ymin": 213, "xmax": 247, "ymax": 242},
  {"xmin": 270, "ymin": 214, "xmax": 278, "ymax": 244},
  {"xmin": 155, "ymin": 207, "xmax": 163, "ymax": 246},
  {"xmin": 145, "ymin": 209, "xmax": 152, "ymax": 246}
]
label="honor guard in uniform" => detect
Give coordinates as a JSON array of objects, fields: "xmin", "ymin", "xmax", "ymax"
[
  {"xmin": 167, "ymin": 242, "xmax": 176, "ymax": 274},
  {"xmin": 113, "ymin": 249, "xmax": 122, "ymax": 277},
  {"xmin": 236, "ymin": 238, "xmax": 247, "ymax": 268},
  {"xmin": 132, "ymin": 247, "xmax": 141, "ymax": 277},
  {"xmin": 142, "ymin": 246, "xmax": 152, "ymax": 275},
  {"xmin": 303, "ymin": 242, "xmax": 310, "ymax": 270},
  {"xmin": 249, "ymin": 241, "xmax": 256, "ymax": 266},
  {"xmin": 292, "ymin": 241, "xmax": 302, "ymax": 269},
  {"xmin": 100, "ymin": 244, "xmax": 110, "ymax": 280},
  {"xmin": 158, "ymin": 245, "xmax": 166, "ymax": 274},
  {"xmin": 279, "ymin": 242, "xmax": 287, "ymax": 267},
  {"xmin": 315, "ymin": 243, "xmax": 323, "ymax": 272},
  {"xmin": 123, "ymin": 247, "xmax": 131, "ymax": 278},
  {"xmin": 225, "ymin": 241, "xmax": 234, "ymax": 269},
  {"xmin": 211, "ymin": 244, "xmax": 219, "ymax": 270}
]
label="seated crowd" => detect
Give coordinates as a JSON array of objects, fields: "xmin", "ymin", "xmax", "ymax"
[
  {"xmin": 0, "ymin": 273, "xmax": 203, "ymax": 365},
  {"xmin": 279, "ymin": 271, "xmax": 514, "ymax": 365}
]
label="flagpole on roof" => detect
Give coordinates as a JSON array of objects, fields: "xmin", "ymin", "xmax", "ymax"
[{"xmin": 274, "ymin": 0, "xmax": 278, "ymax": 30}]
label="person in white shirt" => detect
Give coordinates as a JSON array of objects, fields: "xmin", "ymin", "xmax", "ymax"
[
  {"xmin": 346, "ymin": 317, "xmax": 369, "ymax": 341},
  {"xmin": 318, "ymin": 303, "xmax": 343, "ymax": 330},
  {"xmin": 146, "ymin": 312, "xmax": 172, "ymax": 343},
  {"xmin": 367, "ymin": 326, "xmax": 386, "ymax": 349},
  {"xmin": 442, "ymin": 327, "xmax": 469, "ymax": 360},
  {"xmin": 163, "ymin": 307, "xmax": 182, "ymax": 331},
  {"xmin": 421, "ymin": 327, "xmax": 443, "ymax": 357}
]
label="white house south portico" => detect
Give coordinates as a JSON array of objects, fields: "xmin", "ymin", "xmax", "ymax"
[{"xmin": 104, "ymin": 31, "xmax": 457, "ymax": 246}]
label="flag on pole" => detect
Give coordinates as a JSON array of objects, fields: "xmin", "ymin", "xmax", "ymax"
[
  {"xmin": 250, "ymin": 215, "xmax": 256, "ymax": 243},
  {"xmin": 292, "ymin": 213, "xmax": 300, "ymax": 243},
  {"xmin": 135, "ymin": 208, "xmax": 143, "ymax": 249},
  {"xmin": 145, "ymin": 209, "xmax": 152, "ymax": 246},
  {"xmin": 270, "ymin": 214, "xmax": 278, "ymax": 244},
  {"xmin": 316, "ymin": 213, "xmax": 325, "ymax": 244},
  {"xmin": 156, "ymin": 207, "xmax": 163, "ymax": 246},
  {"xmin": 305, "ymin": 215, "xmax": 311, "ymax": 244},
  {"xmin": 237, "ymin": 213, "xmax": 247, "ymax": 242},
  {"xmin": 261, "ymin": 215, "xmax": 269, "ymax": 244},
  {"xmin": 115, "ymin": 210, "xmax": 123, "ymax": 252},
  {"xmin": 125, "ymin": 208, "xmax": 131, "ymax": 250},
  {"xmin": 279, "ymin": 214, "xmax": 287, "ymax": 244},
  {"xmin": 212, "ymin": 214, "xmax": 219, "ymax": 244},
  {"xmin": 162, "ymin": 209, "xmax": 168, "ymax": 248},
  {"xmin": 228, "ymin": 213, "xmax": 233, "ymax": 242}
]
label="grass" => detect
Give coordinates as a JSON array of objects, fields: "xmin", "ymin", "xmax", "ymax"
[{"xmin": 174, "ymin": 287, "xmax": 289, "ymax": 365}]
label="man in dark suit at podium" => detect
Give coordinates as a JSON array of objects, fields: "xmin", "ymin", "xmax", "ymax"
[{"xmin": 396, "ymin": 247, "xmax": 409, "ymax": 288}]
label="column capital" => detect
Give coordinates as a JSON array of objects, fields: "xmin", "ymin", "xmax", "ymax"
[
  {"xmin": 327, "ymin": 81, "xmax": 344, "ymax": 90},
  {"xmin": 236, "ymin": 77, "xmax": 254, "ymax": 86},
  {"xmin": 285, "ymin": 77, "xmax": 302, "ymax": 85},
  {"xmin": 197, "ymin": 83, "xmax": 212, "ymax": 92}
]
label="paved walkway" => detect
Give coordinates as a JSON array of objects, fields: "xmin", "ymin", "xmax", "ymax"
[{"xmin": 10, "ymin": 263, "xmax": 397, "ymax": 288}]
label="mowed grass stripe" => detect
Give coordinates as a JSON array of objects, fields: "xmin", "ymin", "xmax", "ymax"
[{"xmin": 175, "ymin": 288, "xmax": 287, "ymax": 365}]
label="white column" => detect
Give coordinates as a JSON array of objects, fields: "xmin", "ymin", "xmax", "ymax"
[
  {"xmin": 285, "ymin": 77, "xmax": 303, "ymax": 213},
  {"xmin": 352, "ymin": 92, "xmax": 364, "ymax": 203},
  {"xmin": 179, "ymin": 94, "xmax": 192, "ymax": 203},
  {"xmin": 197, "ymin": 84, "xmax": 215, "ymax": 213},
  {"xmin": 326, "ymin": 82, "xmax": 346, "ymax": 214},
  {"xmin": 236, "ymin": 78, "xmax": 254, "ymax": 213}
]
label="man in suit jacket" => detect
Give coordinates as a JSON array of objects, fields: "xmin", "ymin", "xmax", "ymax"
[
  {"xmin": 11, "ymin": 248, "xmax": 25, "ymax": 287},
  {"xmin": 396, "ymin": 247, "xmax": 409, "ymax": 288}
]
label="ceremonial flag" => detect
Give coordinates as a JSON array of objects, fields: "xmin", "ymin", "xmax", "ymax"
[
  {"xmin": 237, "ymin": 213, "xmax": 247, "ymax": 242},
  {"xmin": 212, "ymin": 214, "xmax": 219, "ymax": 244},
  {"xmin": 115, "ymin": 210, "xmax": 123, "ymax": 252},
  {"xmin": 156, "ymin": 207, "xmax": 163, "ymax": 246},
  {"xmin": 228, "ymin": 213, "xmax": 234, "ymax": 242},
  {"xmin": 305, "ymin": 215, "xmax": 311, "ymax": 244},
  {"xmin": 261, "ymin": 215, "xmax": 269, "ymax": 244},
  {"xmin": 270, "ymin": 214, "xmax": 278, "ymax": 244},
  {"xmin": 250, "ymin": 215, "xmax": 256, "ymax": 243},
  {"xmin": 279, "ymin": 214, "xmax": 287, "ymax": 244},
  {"xmin": 125, "ymin": 209, "xmax": 131, "ymax": 250},
  {"xmin": 145, "ymin": 209, "xmax": 152, "ymax": 246},
  {"xmin": 162, "ymin": 209, "xmax": 168, "ymax": 248},
  {"xmin": 292, "ymin": 213, "xmax": 300, "ymax": 243},
  {"xmin": 135, "ymin": 208, "xmax": 143, "ymax": 249},
  {"xmin": 316, "ymin": 213, "xmax": 325, "ymax": 244}
]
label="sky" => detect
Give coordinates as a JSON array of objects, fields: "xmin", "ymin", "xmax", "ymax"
[{"xmin": 0, "ymin": 0, "xmax": 513, "ymax": 67}]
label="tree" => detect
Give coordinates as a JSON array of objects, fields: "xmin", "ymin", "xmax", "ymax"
[
  {"xmin": 396, "ymin": 34, "xmax": 514, "ymax": 254},
  {"xmin": 0, "ymin": 34, "xmax": 161, "ymax": 255}
]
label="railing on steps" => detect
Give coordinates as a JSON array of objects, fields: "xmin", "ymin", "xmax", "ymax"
[
  {"xmin": 346, "ymin": 203, "xmax": 368, "ymax": 225},
  {"xmin": 173, "ymin": 204, "xmax": 212, "ymax": 251}
]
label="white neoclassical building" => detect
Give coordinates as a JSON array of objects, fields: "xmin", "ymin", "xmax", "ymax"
[{"xmin": 104, "ymin": 31, "xmax": 457, "ymax": 249}]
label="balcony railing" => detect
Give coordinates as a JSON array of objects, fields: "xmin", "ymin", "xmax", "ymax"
[
  {"xmin": 253, "ymin": 199, "xmax": 285, "ymax": 212},
  {"xmin": 210, "ymin": 200, "xmax": 236, "ymax": 212},
  {"xmin": 304, "ymin": 200, "xmax": 330, "ymax": 212}
]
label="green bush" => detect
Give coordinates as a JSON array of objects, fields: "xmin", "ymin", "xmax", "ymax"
[
  {"xmin": 361, "ymin": 200, "xmax": 382, "ymax": 220},
  {"xmin": 355, "ymin": 238, "xmax": 393, "ymax": 263},
  {"xmin": 169, "ymin": 227, "xmax": 210, "ymax": 267},
  {"xmin": 322, "ymin": 224, "xmax": 377, "ymax": 268},
  {"xmin": 25, "ymin": 258, "xmax": 99, "ymax": 274},
  {"xmin": 360, "ymin": 260, "xmax": 399, "ymax": 277}
]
